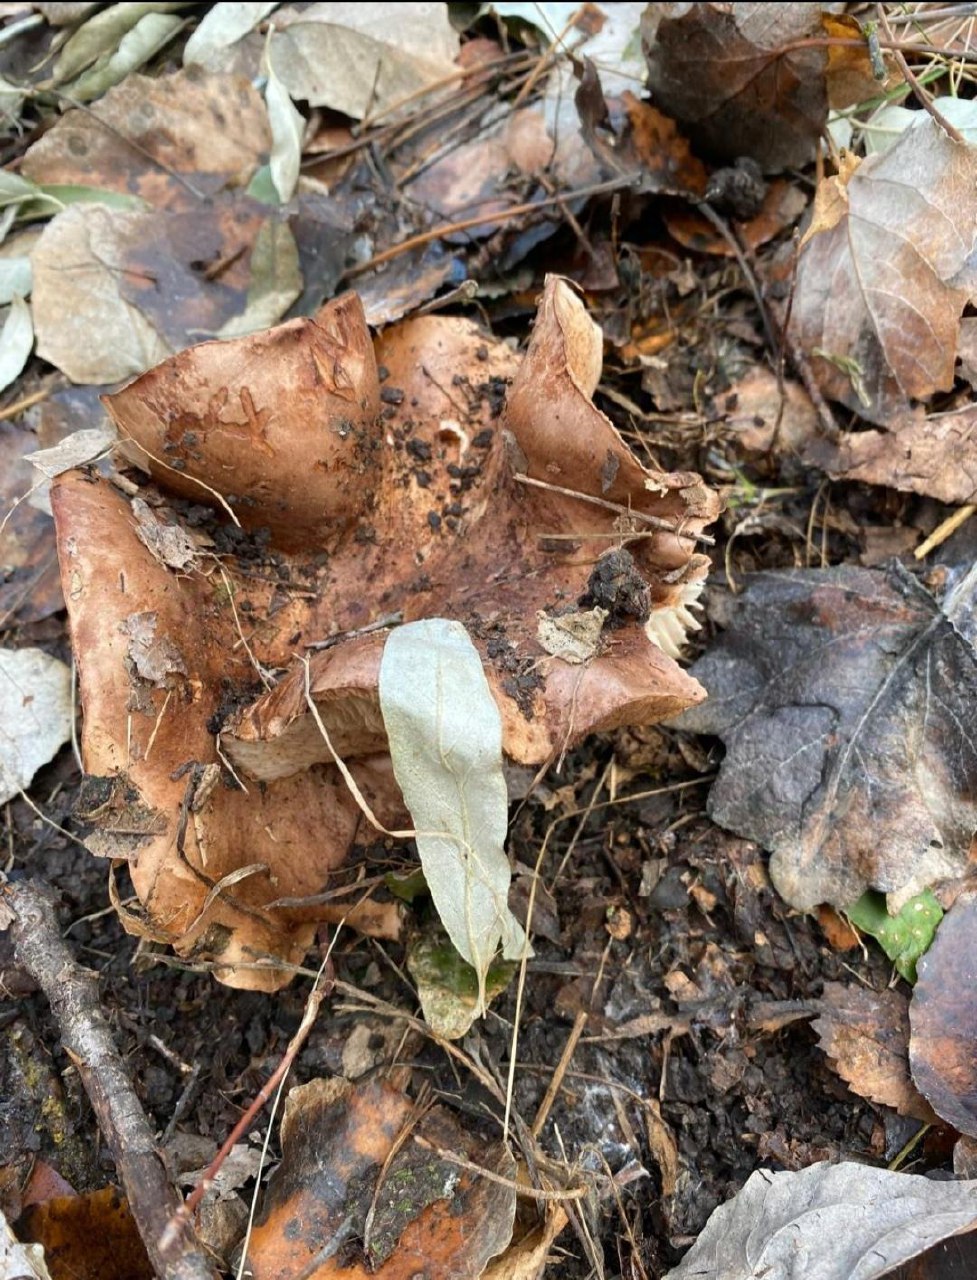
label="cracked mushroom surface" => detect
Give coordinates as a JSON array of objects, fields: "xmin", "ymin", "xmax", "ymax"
[{"xmin": 52, "ymin": 276, "xmax": 720, "ymax": 990}]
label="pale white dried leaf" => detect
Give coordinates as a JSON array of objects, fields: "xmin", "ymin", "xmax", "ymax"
[
  {"xmin": 666, "ymin": 1161, "xmax": 977, "ymax": 1280},
  {"xmin": 265, "ymin": 40, "xmax": 304, "ymax": 203},
  {"xmin": 26, "ymin": 425, "xmax": 117, "ymax": 514},
  {"xmin": 271, "ymin": 1, "xmax": 459, "ymax": 120},
  {"xmin": 0, "ymin": 647, "xmax": 73, "ymax": 805},
  {"xmin": 184, "ymin": 2, "xmax": 279, "ymax": 65},
  {"xmin": 379, "ymin": 618, "xmax": 527, "ymax": 1010},
  {"xmin": 52, "ymin": 1, "xmax": 186, "ymax": 83},
  {"xmin": 27, "ymin": 425, "xmax": 117, "ymax": 479},
  {"xmin": 0, "ymin": 256, "xmax": 31, "ymax": 303},
  {"xmin": 536, "ymin": 606, "xmax": 606, "ymax": 664},
  {"xmin": 0, "ymin": 171, "xmax": 42, "ymax": 210},
  {"xmin": 62, "ymin": 12, "xmax": 185, "ymax": 102},
  {"xmin": 1, "ymin": 1205, "xmax": 52, "ymax": 1280},
  {"xmin": 31, "ymin": 204, "xmax": 171, "ymax": 384},
  {"xmin": 0, "ymin": 295, "xmax": 32, "ymax": 394},
  {"xmin": 214, "ymin": 219, "xmax": 301, "ymax": 339}
]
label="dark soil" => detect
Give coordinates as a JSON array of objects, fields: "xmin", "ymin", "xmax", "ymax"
[{"xmin": 2, "ymin": 666, "xmax": 906, "ymax": 1276}]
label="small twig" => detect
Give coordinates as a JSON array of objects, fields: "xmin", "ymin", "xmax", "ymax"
[
  {"xmin": 915, "ymin": 503, "xmax": 977, "ymax": 558},
  {"xmin": 513, "ymin": 473, "xmax": 715, "ymax": 545},
  {"xmin": 163, "ymin": 956, "xmax": 335, "ymax": 1258},
  {"xmin": 532, "ymin": 1010, "xmax": 588, "ymax": 1137},
  {"xmin": 691, "ymin": 199, "xmax": 778, "ymax": 356},
  {"xmin": 0, "ymin": 386, "xmax": 52, "ymax": 421},
  {"xmin": 3, "ymin": 878, "xmax": 215, "ymax": 1280},
  {"xmin": 305, "ymin": 611, "xmax": 404, "ymax": 650},
  {"xmin": 877, "ymin": 5, "xmax": 966, "ymax": 142},
  {"xmin": 412, "ymin": 1136, "xmax": 588, "ymax": 1201},
  {"xmin": 343, "ymin": 174, "xmax": 640, "ymax": 278}
]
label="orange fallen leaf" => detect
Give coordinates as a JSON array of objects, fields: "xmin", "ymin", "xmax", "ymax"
[{"xmin": 246, "ymin": 1078, "xmax": 515, "ymax": 1280}]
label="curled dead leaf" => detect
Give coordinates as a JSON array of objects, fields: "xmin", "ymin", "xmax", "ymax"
[{"xmin": 53, "ymin": 276, "xmax": 719, "ymax": 988}]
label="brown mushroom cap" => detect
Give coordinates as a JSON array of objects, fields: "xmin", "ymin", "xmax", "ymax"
[{"xmin": 53, "ymin": 276, "xmax": 720, "ymax": 990}]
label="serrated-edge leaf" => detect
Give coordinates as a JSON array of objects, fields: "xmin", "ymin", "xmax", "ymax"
[
  {"xmin": 0, "ymin": 295, "xmax": 33, "ymax": 393},
  {"xmin": 379, "ymin": 618, "xmax": 528, "ymax": 1012},
  {"xmin": 184, "ymin": 1, "xmax": 279, "ymax": 65},
  {"xmin": 266, "ymin": 38, "xmax": 304, "ymax": 203}
]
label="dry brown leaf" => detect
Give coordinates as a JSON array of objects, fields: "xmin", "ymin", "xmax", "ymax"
[
  {"xmin": 21, "ymin": 66, "xmax": 270, "ymax": 210},
  {"xmin": 482, "ymin": 1201, "xmax": 568, "ymax": 1280},
  {"xmin": 620, "ymin": 92, "xmax": 706, "ymax": 195},
  {"xmin": 641, "ymin": 3, "xmax": 828, "ymax": 171},
  {"xmin": 790, "ymin": 118, "xmax": 977, "ymax": 425},
  {"xmin": 664, "ymin": 179, "xmax": 807, "ymax": 257},
  {"xmin": 910, "ymin": 892, "xmax": 977, "ymax": 1136},
  {"xmin": 52, "ymin": 277, "xmax": 719, "ymax": 988},
  {"xmin": 246, "ymin": 1078, "xmax": 515, "ymax": 1279},
  {"xmin": 806, "ymin": 406, "xmax": 977, "ymax": 505},
  {"xmin": 814, "ymin": 981, "xmax": 937, "ymax": 1124},
  {"xmin": 722, "ymin": 367, "xmax": 818, "ymax": 456}
]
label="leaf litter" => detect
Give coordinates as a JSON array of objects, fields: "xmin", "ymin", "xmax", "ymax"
[{"xmin": 8, "ymin": 3, "xmax": 977, "ymax": 1278}]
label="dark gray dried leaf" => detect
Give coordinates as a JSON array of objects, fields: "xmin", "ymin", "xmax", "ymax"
[{"xmin": 677, "ymin": 564, "xmax": 977, "ymax": 911}]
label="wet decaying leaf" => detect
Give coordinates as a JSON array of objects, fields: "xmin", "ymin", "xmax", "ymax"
[
  {"xmin": 51, "ymin": 276, "xmax": 719, "ymax": 987},
  {"xmin": 17, "ymin": 1186, "xmax": 152, "ymax": 1280},
  {"xmin": 790, "ymin": 119, "xmax": 977, "ymax": 426},
  {"xmin": 641, "ymin": 3, "xmax": 830, "ymax": 171},
  {"xmin": 245, "ymin": 1078, "xmax": 516, "ymax": 1279},
  {"xmin": 665, "ymin": 1162, "xmax": 977, "ymax": 1280},
  {"xmin": 676, "ymin": 563, "xmax": 977, "ymax": 913},
  {"xmin": 910, "ymin": 892, "xmax": 977, "ymax": 1137},
  {"xmin": 24, "ymin": 65, "xmax": 320, "ymax": 384},
  {"xmin": 814, "ymin": 981, "xmax": 936, "ymax": 1123}
]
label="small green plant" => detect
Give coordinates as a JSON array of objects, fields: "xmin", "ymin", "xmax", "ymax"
[{"xmin": 845, "ymin": 889, "xmax": 943, "ymax": 982}]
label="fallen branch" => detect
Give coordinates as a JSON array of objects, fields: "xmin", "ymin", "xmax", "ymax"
[{"xmin": 1, "ymin": 877, "xmax": 215, "ymax": 1280}]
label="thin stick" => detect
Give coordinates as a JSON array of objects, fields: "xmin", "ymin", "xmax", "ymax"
[
  {"xmin": 4, "ymin": 879, "xmax": 215, "ymax": 1280},
  {"xmin": 915, "ymin": 503, "xmax": 977, "ymax": 558},
  {"xmin": 411, "ymin": 1136, "xmax": 588, "ymax": 1201},
  {"xmin": 531, "ymin": 1010, "xmax": 588, "ymax": 1137},
  {"xmin": 344, "ymin": 175, "xmax": 640, "ymax": 278},
  {"xmin": 513, "ymin": 474, "xmax": 714, "ymax": 544},
  {"xmin": 0, "ymin": 386, "xmax": 51, "ymax": 421},
  {"xmin": 163, "ymin": 957, "xmax": 335, "ymax": 1258},
  {"xmin": 235, "ymin": 949, "xmax": 338, "ymax": 1280},
  {"xmin": 878, "ymin": 5, "xmax": 966, "ymax": 142}
]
